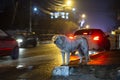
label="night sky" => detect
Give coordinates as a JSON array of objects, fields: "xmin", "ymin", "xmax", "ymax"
[
  {"xmin": 0, "ymin": 0, "xmax": 119, "ymax": 32},
  {"xmin": 75, "ymin": 0, "xmax": 116, "ymax": 32}
]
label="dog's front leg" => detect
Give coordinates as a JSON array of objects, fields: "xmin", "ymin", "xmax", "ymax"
[
  {"xmin": 66, "ymin": 52, "xmax": 70, "ymax": 65},
  {"xmin": 61, "ymin": 51, "xmax": 65, "ymax": 65}
]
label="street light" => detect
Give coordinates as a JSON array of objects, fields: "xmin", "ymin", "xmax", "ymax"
[
  {"xmin": 33, "ymin": 7, "xmax": 38, "ymax": 12},
  {"xmin": 81, "ymin": 14, "xmax": 86, "ymax": 19},
  {"xmin": 30, "ymin": 0, "xmax": 39, "ymax": 32},
  {"xmin": 66, "ymin": 0, "xmax": 72, "ymax": 6},
  {"xmin": 72, "ymin": 8, "xmax": 76, "ymax": 12},
  {"xmin": 86, "ymin": 25, "xmax": 90, "ymax": 29}
]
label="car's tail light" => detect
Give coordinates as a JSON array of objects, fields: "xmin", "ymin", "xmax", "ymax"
[
  {"xmin": 68, "ymin": 35, "xmax": 74, "ymax": 39},
  {"xmin": 93, "ymin": 36, "xmax": 99, "ymax": 41},
  {"xmin": 67, "ymin": 34, "xmax": 75, "ymax": 40},
  {"xmin": 83, "ymin": 32, "xmax": 88, "ymax": 35}
]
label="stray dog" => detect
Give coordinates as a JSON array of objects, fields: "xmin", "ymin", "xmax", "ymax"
[{"xmin": 52, "ymin": 35, "xmax": 90, "ymax": 65}]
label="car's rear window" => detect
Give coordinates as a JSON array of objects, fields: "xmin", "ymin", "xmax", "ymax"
[
  {"xmin": 0, "ymin": 29, "xmax": 8, "ymax": 37},
  {"xmin": 74, "ymin": 29, "xmax": 105, "ymax": 36}
]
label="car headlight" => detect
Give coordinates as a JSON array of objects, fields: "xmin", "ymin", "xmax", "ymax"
[{"xmin": 16, "ymin": 39, "xmax": 23, "ymax": 43}]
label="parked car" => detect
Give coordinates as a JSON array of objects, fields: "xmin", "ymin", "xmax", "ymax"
[
  {"xmin": 72, "ymin": 28, "xmax": 111, "ymax": 51},
  {"xmin": 0, "ymin": 29, "xmax": 19, "ymax": 59},
  {"xmin": 15, "ymin": 32, "xmax": 38, "ymax": 47}
]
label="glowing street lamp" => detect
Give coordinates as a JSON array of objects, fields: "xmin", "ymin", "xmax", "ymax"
[
  {"xmin": 81, "ymin": 14, "xmax": 86, "ymax": 19},
  {"xmin": 86, "ymin": 25, "xmax": 90, "ymax": 29},
  {"xmin": 72, "ymin": 8, "xmax": 76, "ymax": 12},
  {"xmin": 64, "ymin": 0, "xmax": 73, "ymax": 10},
  {"xmin": 66, "ymin": 0, "xmax": 72, "ymax": 6},
  {"xmin": 33, "ymin": 7, "xmax": 38, "ymax": 12}
]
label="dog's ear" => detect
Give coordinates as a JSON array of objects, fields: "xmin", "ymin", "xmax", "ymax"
[{"xmin": 52, "ymin": 35, "xmax": 58, "ymax": 42}]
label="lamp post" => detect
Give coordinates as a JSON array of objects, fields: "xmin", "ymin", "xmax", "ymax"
[{"xmin": 29, "ymin": 0, "xmax": 39, "ymax": 32}]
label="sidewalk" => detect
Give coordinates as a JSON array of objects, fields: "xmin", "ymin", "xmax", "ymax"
[
  {"xmin": 51, "ymin": 63, "xmax": 120, "ymax": 80},
  {"xmin": 51, "ymin": 52, "xmax": 120, "ymax": 80}
]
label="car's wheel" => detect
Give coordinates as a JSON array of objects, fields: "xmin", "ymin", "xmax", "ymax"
[
  {"xmin": 11, "ymin": 47, "xmax": 19, "ymax": 59},
  {"xmin": 33, "ymin": 43, "xmax": 37, "ymax": 47},
  {"xmin": 32, "ymin": 41, "xmax": 37, "ymax": 47}
]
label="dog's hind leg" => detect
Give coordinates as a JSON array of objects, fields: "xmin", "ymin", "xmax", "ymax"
[
  {"xmin": 78, "ymin": 49, "xmax": 83, "ymax": 64},
  {"xmin": 82, "ymin": 48, "xmax": 89, "ymax": 63},
  {"xmin": 81, "ymin": 37, "xmax": 89, "ymax": 63},
  {"xmin": 78, "ymin": 53, "xmax": 83, "ymax": 64}
]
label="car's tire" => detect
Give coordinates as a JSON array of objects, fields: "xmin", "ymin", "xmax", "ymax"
[
  {"xmin": 32, "ymin": 40, "xmax": 37, "ymax": 47},
  {"xmin": 11, "ymin": 47, "xmax": 19, "ymax": 59},
  {"xmin": 33, "ymin": 44, "xmax": 36, "ymax": 47}
]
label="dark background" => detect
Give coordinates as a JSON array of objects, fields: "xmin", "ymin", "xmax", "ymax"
[{"xmin": 0, "ymin": 0, "xmax": 120, "ymax": 33}]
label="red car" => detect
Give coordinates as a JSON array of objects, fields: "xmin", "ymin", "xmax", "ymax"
[{"xmin": 0, "ymin": 29, "xmax": 19, "ymax": 59}]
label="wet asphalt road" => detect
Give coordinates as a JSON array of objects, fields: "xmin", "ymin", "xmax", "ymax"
[
  {"xmin": 0, "ymin": 43, "xmax": 120, "ymax": 80},
  {"xmin": 0, "ymin": 43, "xmax": 62, "ymax": 80}
]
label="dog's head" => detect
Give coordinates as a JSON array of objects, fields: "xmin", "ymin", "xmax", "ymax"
[{"xmin": 52, "ymin": 35, "xmax": 66, "ymax": 48}]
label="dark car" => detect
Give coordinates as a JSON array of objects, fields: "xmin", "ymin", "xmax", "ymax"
[
  {"xmin": 0, "ymin": 29, "xmax": 19, "ymax": 59},
  {"xmin": 73, "ymin": 28, "xmax": 111, "ymax": 51},
  {"xmin": 15, "ymin": 32, "xmax": 38, "ymax": 47}
]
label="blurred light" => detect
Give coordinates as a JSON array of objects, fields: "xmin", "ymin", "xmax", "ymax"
[
  {"xmin": 86, "ymin": 25, "xmax": 90, "ymax": 29},
  {"xmin": 54, "ymin": 12, "xmax": 59, "ymax": 18},
  {"xmin": 51, "ymin": 16, "xmax": 54, "ymax": 19},
  {"xmin": 62, "ymin": 15, "xmax": 65, "ymax": 18},
  {"xmin": 72, "ymin": 8, "xmax": 76, "ymax": 11},
  {"xmin": 68, "ymin": 36, "xmax": 74, "ymax": 39},
  {"xmin": 66, "ymin": 12, "xmax": 69, "ymax": 15},
  {"xmin": 70, "ymin": 55, "xmax": 80, "ymax": 61},
  {"xmin": 118, "ymin": 27, "xmax": 120, "ymax": 30},
  {"xmin": 93, "ymin": 36, "xmax": 99, "ymax": 41},
  {"xmin": 61, "ymin": 12, "xmax": 65, "ymax": 15},
  {"xmin": 32, "ymin": 32, "xmax": 35, "ymax": 34},
  {"xmin": 81, "ymin": 14, "xmax": 86, "ymax": 19},
  {"xmin": 55, "ymin": 15, "xmax": 58, "ymax": 18},
  {"xmin": 61, "ymin": 12, "xmax": 65, "ymax": 18},
  {"xmin": 111, "ymin": 31, "xmax": 116, "ymax": 35},
  {"xmin": 50, "ymin": 12, "xmax": 53, "ymax": 15},
  {"xmin": 50, "ymin": 12, "xmax": 70, "ymax": 19},
  {"xmin": 83, "ymin": 32, "xmax": 88, "ymax": 35},
  {"xmin": 50, "ymin": 12, "xmax": 54, "ymax": 19},
  {"xmin": 81, "ymin": 19, "xmax": 85, "ymax": 27},
  {"xmin": 16, "ymin": 39, "xmax": 23, "ymax": 43},
  {"xmin": 89, "ymin": 51, "xmax": 98, "ymax": 55},
  {"xmin": 16, "ymin": 64, "xmax": 25, "ymax": 69},
  {"xmin": 66, "ymin": 0, "xmax": 72, "ymax": 6},
  {"xmin": 66, "ymin": 16, "xmax": 69, "ymax": 19},
  {"xmin": 33, "ymin": 7, "xmax": 38, "ymax": 12}
]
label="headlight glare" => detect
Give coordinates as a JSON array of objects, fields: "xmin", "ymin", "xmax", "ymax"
[{"xmin": 16, "ymin": 39, "xmax": 23, "ymax": 43}]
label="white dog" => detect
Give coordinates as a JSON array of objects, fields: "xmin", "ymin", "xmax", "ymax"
[{"xmin": 52, "ymin": 35, "xmax": 90, "ymax": 65}]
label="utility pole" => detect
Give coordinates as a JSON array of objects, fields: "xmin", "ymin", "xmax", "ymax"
[
  {"xmin": 12, "ymin": 0, "xmax": 18, "ymax": 26},
  {"xmin": 29, "ymin": 0, "xmax": 32, "ymax": 32}
]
